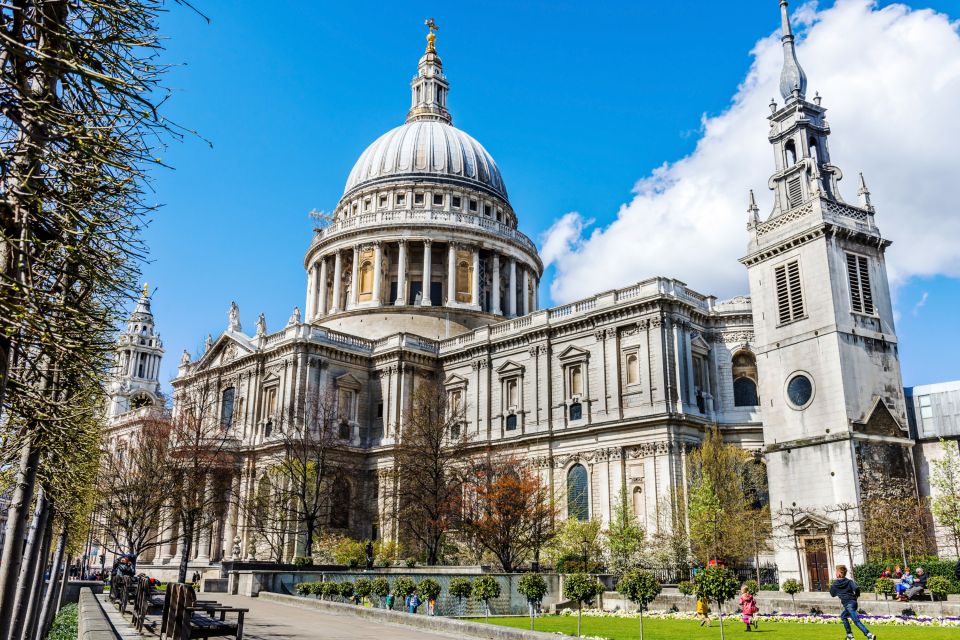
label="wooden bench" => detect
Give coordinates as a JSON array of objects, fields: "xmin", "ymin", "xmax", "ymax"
[
  {"xmin": 112, "ymin": 575, "xmax": 137, "ymax": 614},
  {"xmin": 133, "ymin": 575, "xmax": 168, "ymax": 631},
  {"xmin": 160, "ymin": 583, "xmax": 247, "ymax": 640}
]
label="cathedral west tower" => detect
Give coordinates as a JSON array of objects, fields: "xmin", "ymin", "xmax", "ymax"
[{"xmin": 741, "ymin": 0, "xmax": 914, "ymax": 590}]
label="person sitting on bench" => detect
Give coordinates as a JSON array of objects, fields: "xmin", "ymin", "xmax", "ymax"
[{"xmin": 901, "ymin": 567, "xmax": 927, "ymax": 601}]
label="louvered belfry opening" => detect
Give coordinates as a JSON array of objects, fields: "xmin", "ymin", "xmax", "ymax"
[
  {"xmin": 775, "ymin": 260, "xmax": 805, "ymax": 324},
  {"xmin": 846, "ymin": 252, "xmax": 874, "ymax": 315}
]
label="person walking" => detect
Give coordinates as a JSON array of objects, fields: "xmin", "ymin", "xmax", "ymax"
[
  {"xmin": 738, "ymin": 585, "xmax": 758, "ymax": 631},
  {"xmin": 407, "ymin": 590, "xmax": 421, "ymax": 614},
  {"xmin": 830, "ymin": 565, "xmax": 876, "ymax": 640},
  {"xmin": 696, "ymin": 595, "xmax": 711, "ymax": 627},
  {"xmin": 385, "ymin": 593, "xmax": 394, "ymax": 610}
]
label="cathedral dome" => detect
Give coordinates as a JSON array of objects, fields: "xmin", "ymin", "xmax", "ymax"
[{"xmin": 343, "ymin": 120, "xmax": 507, "ymax": 201}]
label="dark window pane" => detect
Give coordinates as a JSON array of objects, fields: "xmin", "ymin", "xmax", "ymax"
[
  {"xmin": 569, "ymin": 402, "xmax": 582, "ymax": 421},
  {"xmin": 567, "ymin": 464, "xmax": 589, "ymax": 521},
  {"xmin": 734, "ymin": 377, "xmax": 759, "ymax": 407},
  {"xmin": 506, "ymin": 414, "xmax": 517, "ymax": 430}
]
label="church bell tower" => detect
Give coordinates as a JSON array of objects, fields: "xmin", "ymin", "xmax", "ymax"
[
  {"xmin": 106, "ymin": 284, "xmax": 165, "ymax": 422},
  {"xmin": 741, "ymin": 1, "xmax": 914, "ymax": 589}
]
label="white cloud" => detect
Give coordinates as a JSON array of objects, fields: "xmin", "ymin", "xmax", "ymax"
[
  {"xmin": 912, "ymin": 291, "xmax": 929, "ymax": 316},
  {"xmin": 544, "ymin": 0, "xmax": 960, "ymax": 303}
]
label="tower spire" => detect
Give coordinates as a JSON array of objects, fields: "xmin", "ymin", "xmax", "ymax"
[
  {"xmin": 406, "ymin": 18, "xmax": 452, "ymax": 124},
  {"xmin": 779, "ymin": 0, "xmax": 807, "ymax": 102}
]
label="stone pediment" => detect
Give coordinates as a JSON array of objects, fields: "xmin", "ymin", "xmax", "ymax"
[
  {"xmin": 495, "ymin": 360, "xmax": 524, "ymax": 376},
  {"xmin": 336, "ymin": 373, "xmax": 362, "ymax": 389},
  {"xmin": 443, "ymin": 373, "xmax": 468, "ymax": 387},
  {"xmin": 793, "ymin": 513, "xmax": 835, "ymax": 536},
  {"xmin": 195, "ymin": 333, "xmax": 254, "ymax": 370},
  {"xmin": 691, "ymin": 334, "xmax": 711, "ymax": 353},
  {"xmin": 557, "ymin": 345, "xmax": 589, "ymax": 362},
  {"xmin": 854, "ymin": 397, "xmax": 906, "ymax": 438}
]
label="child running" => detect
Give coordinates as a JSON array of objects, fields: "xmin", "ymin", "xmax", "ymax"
[
  {"xmin": 830, "ymin": 565, "xmax": 876, "ymax": 640},
  {"xmin": 695, "ymin": 595, "xmax": 711, "ymax": 626},
  {"xmin": 738, "ymin": 585, "xmax": 757, "ymax": 632}
]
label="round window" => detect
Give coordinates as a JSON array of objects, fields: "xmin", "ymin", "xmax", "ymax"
[{"xmin": 786, "ymin": 374, "xmax": 814, "ymax": 409}]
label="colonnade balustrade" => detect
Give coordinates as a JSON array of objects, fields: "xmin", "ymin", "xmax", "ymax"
[{"xmin": 306, "ymin": 239, "xmax": 538, "ymax": 319}]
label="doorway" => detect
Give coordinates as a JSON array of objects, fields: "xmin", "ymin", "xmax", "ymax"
[{"xmin": 804, "ymin": 537, "xmax": 830, "ymax": 591}]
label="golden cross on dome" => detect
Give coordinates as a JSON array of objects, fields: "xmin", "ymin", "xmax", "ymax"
[
  {"xmin": 425, "ymin": 17, "xmax": 439, "ymax": 34},
  {"xmin": 142, "ymin": 282, "xmax": 149, "ymax": 297},
  {"xmin": 424, "ymin": 17, "xmax": 439, "ymax": 53}
]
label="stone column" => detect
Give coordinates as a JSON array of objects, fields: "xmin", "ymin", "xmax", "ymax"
[
  {"xmin": 471, "ymin": 247, "xmax": 480, "ymax": 308},
  {"xmin": 349, "ymin": 245, "xmax": 360, "ymax": 309},
  {"xmin": 533, "ymin": 277, "xmax": 539, "ymax": 311},
  {"xmin": 194, "ymin": 475, "xmax": 213, "ymax": 563},
  {"xmin": 508, "ymin": 258, "xmax": 517, "ymax": 317},
  {"xmin": 395, "ymin": 240, "xmax": 407, "ymax": 305},
  {"xmin": 521, "ymin": 267, "xmax": 530, "ymax": 316},
  {"xmin": 491, "ymin": 253, "xmax": 501, "ymax": 314},
  {"xmin": 221, "ymin": 473, "xmax": 241, "ymax": 561},
  {"xmin": 305, "ymin": 263, "xmax": 316, "ymax": 319},
  {"xmin": 317, "ymin": 257, "xmax": 328, "ymax": 316},
  {"xmin": 421, "ymin": 240, "xmax": 432, "ymax": 306},
  {"xmin": 447, "ymin": 242, "xmax": 457, "ymax": 305},
  {"xmin": 331, "ymin": 251, "xmax": 343, "ymax": 313},
  {"xmin": 159, "ymin": 507, "xmax": 174, "ymax": 563},
  {"xmin": 372, "ymin": 241, "xmax": 383, "ymax": 306}
]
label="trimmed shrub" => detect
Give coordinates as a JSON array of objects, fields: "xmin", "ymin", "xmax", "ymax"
[
  {"xmin": 354, "ymin": 577, "xmax": 373, "ymax": 601},
  {"xmin": 874, "ymin": 577, "xmax": 895, "ymax": 599},
  {"xmin": 48, "ymin": 603, "xmax": 78, "ymax": 640},
  {"xmin": 392, "ymin": 576, "xmax": 416, "ymax": 598},
  {"xmin": 854, "ymin": 559, "xmax": 959, "ymax": 592},
  {"xmin": 370, "ymin": 577, "xmax": 390, "ymax": 606},
  {"xmin": 677, "ymin": 581, "xmax": 695, "ymax": 597},
  {"xmin": 473, "ymin": 575, "xmax": 502, "ymax": 621},
  {"xmin": 743, "ymin": 579, "xmax": 759, "ymax": 595},
  {"xmin": 292, "ymin": 556, "xmax": 313, "ymax": 568},
  {"xmin": 418, "ymin": 578, "xmax": 442, "ymax": 601},
  {"xmin": 449, "ymin": 577, "xmax": 473, "ymax": 601},
  {"xmin": 518, "ymin": 573, "xmax": 549, "ymax": 605},
  {"xmin": 782, "ymin": 578, "xmax": 803, "ymax": 613},
  {"xmin": 760, "ymin": 582, "xmax": 779, "ymax": 591},
  {"xmin": 927, "ymin": 576, "xmax": 952, "ymax": 601}
]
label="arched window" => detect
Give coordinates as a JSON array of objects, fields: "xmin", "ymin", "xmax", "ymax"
[
  {"xmin": 220, "ymin": 387, "xmax": 235, "ymax": 428},
  {"xmin": 632, "ymin": 486, "xmax": 643, "ymax": 517},
  {"xmin": 732, "ymin": 351, "xmax": 759, "ymax": 407},
  {"xmin": 785, "ymin": 139, "xmax": 797, "ymax": 166},
  {"xmin": 567, "ymin": 464, "xmax": 589, "ymax": 521},
  {"xmin": 808, "ymin": 137, "xmax": 819, "ymax": 163},
  {"xmin": 456, "ymin": 258, "xmax": 472, "ymax": 303},
  {"xmin": 359, "ymin": 260, "xmax": 374, "ymax": 296},
  {"xmin": 330, "ymin": 477, "xmax": 350, "ymax": 529}
]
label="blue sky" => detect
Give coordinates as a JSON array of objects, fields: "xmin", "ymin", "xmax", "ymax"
[{"xmin": 143, "ymin": 1, "xmax": 960, "ymax": 389}]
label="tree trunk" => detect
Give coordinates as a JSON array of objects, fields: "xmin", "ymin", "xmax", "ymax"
[
  {"xmin": 35, "ymin": 526, "xmax": 68, "ymax": 640},
  {"xmin": 639, "ymin": 609, "xmax": 644, "ymax": 640},
  {"xmin": 8, "ymin": 484, "xmax": 48, "ymax": 639},
  {"xmin": 177, "ymin": 520, "xmax": 194, "ymax": 584},
  {"xmin": 0, "ymin": 442, "xmax": 42, "ymax": 640},
  {"xmin": 21, "ymin": 516, "xmax": 53, "ymax": 640}
]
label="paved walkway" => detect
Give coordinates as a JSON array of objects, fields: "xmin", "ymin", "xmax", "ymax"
[{"xmin": 215, "ymin": 593, "xmax": 460, "ymax": 640}]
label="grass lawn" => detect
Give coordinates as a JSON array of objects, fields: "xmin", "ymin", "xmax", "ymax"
[{"xmin": 467, "ymin": 614, "xmax": 957, "ymax": 639}]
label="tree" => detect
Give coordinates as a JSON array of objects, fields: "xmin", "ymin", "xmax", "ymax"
[
  {"xmin": 694, "ymin": 566, "xmax": 739, "ymax": 640},
  {"xmin": 449, "ymin": 577, "xmax": 473, "ymax": 616},
  {"xmin": 605, "ymin": 489, "xmax": 645, "ymax": 577},
  {"xmin": 370, "ymin": 577, "xmax": 390, "ymax": 608},
  {"xmin": 517, "ymin": 573, "xmax": 548, "ymax": 630},
  {"xmin": 95, "ymin": 415, "xmax": 175, "ymax": 561},
  {"xmin": 929, "ymin": 439, "xmax": 960, "ymax": 557},
  {"xmin": 355, "ymin": 577, "xmax": 373, "ymax": 605},
  {"xmin": 862, "ymin": 493, "xmax": 932, "ymax": 564},
  {"xmin": 472, "ymin": 575, "xmax": 501, "ymax": 623},
  {"xmin": 773, "ymin": 504, "xmax": 814, "ymax": 590},
  {"xmin": 392, "ymin": 379, "xmax": 471, "ymax": 564},
  {"xmin": 0, "ymin": 0, "xmax": 196, "ymax": 632},
  {"xmin": 616, "ymin": 569, "xmax": 662, "ymax": 640},
  {"xmin": 686, "ymin": 428, "xmax": 769, "ymax": 564},
  {"xmin": 678, "ymin": 581, "xmax": 695, "ymax": 610},
  {"xmin": 825, "ymin": 502, "xmax": 865, "ymax": 572},
  {"xmin": 562, "ymin": 573, "xmax": 603, "ymax": 638},
  {"xmin": 462, "ymin": 456, "xmax": 556, "ymax": 572},
  {"xmin": 782, "ymin": 578, "xmax": 802, "ymax": 613},
  {"xmin": 544, "ymin": 518, "xmax": 604, "ymax": 573},
  {"xmin": 418, "ymin": 578, "xmax": 441, "ymax": 614}
]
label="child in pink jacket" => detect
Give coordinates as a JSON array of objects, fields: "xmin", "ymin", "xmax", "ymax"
[{"xmin": 738, "ymin": 585, "xmax": 758, "ymax": 631}]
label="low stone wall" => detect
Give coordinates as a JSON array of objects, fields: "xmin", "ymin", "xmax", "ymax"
[
  {"xmin": 259, "ymin": 591, "xmax": 561, "ymax": 639},
  {"xmin": 77, "ymin": 588, "xmax": 119, "ymax": 640},
  {"xmin": 240, "ymin": 569, "xmax": 561, "ymax": 616}
]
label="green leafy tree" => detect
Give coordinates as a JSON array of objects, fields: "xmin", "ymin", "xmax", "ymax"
[
  {"xmin": 449, "ymin": 577, "xmax": 473, "ymax": 616},
  {"xmin": 418, "ymin": 578, "xmax": 441, "ymax": 614},
  {"xmin": 338, "ymin": 581, "xmax": 355, "ymax": 602},
  {"xmin": 392, "ymin": 576, "xmax": 416, "ymax": 600},
  {"xmin": 616, "ymin": 570, "xmax": 662, "ymax": 640},
  {"xmin": 782, "ymin": 578, "xmax": 803, "ymax": 613},
  {"xmin": 678, "ymin": 580, "xmax": 695, "ymax": 610},
  {"xmin": 687, "ymin": 428, "xmax": 769, "ymax": 564},
  {"xmin": 517, "ymin": 573, "xmax": 548, "ymax": 630},
  {"xmin": 605, "ymin": 489, "xmax": 645, "ymax": 576},
  {"xmin": 927, "ymin": 576, "xmax": 952, "ymax": 616},
  {"xmin": 563, "ymin": 573, "xmax": 603, "ymax": 638},
  {"xmin": 354, "ymin": 578, "xmax": 373, "ymax": 605},
  {"xmin": 472, "ymin": 576, "xmax": 501, "ymax": 623},
  {"xmin": 929, "ymin": 438, "xmax": 960, "ymax": 557},
  {"xmin": 694, "ymin": 566, "xmax": 739, "ymax": 640},
  {"xmin": 545, "ymin": 518, "xmax": 605, "ymax": 573},
  {"xmin": 370, "ymin": 577, "xmax": 390, "ymax": 608},
  {"xmin": 743, "ymin": 580, "xmax": 759, "ymax": 595}
]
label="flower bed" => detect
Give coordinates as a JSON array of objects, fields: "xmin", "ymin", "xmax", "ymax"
[{"xmin": 556, "ymin": 608, "xmax": 960, "ymax": 627}]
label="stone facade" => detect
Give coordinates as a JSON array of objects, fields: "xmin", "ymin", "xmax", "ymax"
[{"xmin": 102, "ymin": 5, "xmax": 956, "ymax": 587}]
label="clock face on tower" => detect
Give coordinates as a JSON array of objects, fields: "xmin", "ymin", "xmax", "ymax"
[{"xmin": 786, "ymin": 373, "xmax": 814, "ymax": 409}]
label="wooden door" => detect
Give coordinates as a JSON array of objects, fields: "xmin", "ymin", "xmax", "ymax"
[{"xmin": 805, "ymin": 538, "xmax": 830, "ymax": 591}]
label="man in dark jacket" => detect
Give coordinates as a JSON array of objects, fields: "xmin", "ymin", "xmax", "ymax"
[
  {"xmin": 903, "ymin": 567, "xmax": 928, "ymax": 600},
  {"xmin": 829, "ymin": 565, "xmax": 876, "ymax": 640}
]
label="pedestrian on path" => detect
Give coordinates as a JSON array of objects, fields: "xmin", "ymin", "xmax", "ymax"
[
  {"xmin": 407, "ymin": 591, "xmax": 421, "ymax": 614},
  {"xmin": 738, "ymin": 585, "xmax": 757, "ymax": 632},
  {"xmin": 696, "ymin": 596, "xmax": 711, "ymax": 627},
  {"xmin": 830, "ymin": 565, "xmax": 876, "ymax": 640}
]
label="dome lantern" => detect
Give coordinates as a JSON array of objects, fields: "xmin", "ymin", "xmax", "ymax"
[{"xmin": 407, "ymin": 18, "xmax": 452, "ymax": 125}]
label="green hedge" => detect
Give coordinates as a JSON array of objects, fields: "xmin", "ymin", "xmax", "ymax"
[
  {"xmin": 47, "ymin": 603, "xmax": 79, "ymax": 640},
  {"xmin": 854, "ymin": 560, "xmax": 960, "ymax": 593}
]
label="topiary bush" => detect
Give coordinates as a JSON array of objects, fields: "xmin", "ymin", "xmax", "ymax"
[
  {"xmin": 473, "ymin": 575, "xmax": 502, "ymax": 622},
  {"xmin": 873, "ymin": 577, "xmax": 895, "ymax": 599},
  {"xmin": 517, "ymin": 573, "xmax": 549, "ymax": 631},
  {"xmin": 616, "ymin": 569, "xmax": 662, "ymax": 640},
  {"xmin": 782, "ymin": 578, "xmax": 803, "ymax": 613},
  {"xmin": 760, "ymin": 582, "xmax": 779, "ymax": 591},
  {"xmin": 370, "ymin": 577, "xmax": 390, "ymax": 607},
  {"xmin": 563, "ymin": 573, "xmax": 604, "ymax": 638},
  {"xmin": 392, "ymin": 576, "xmax": 416, "ymax": 599},
  {"xmin": 355, "ymin": 577, "xmax": 373, "ymax": 603},
  {"xmin": 292, "ymin": 555, "xmax": 314, "ymax": 568},
  {"xmin": 695, "ymin": 566, "xmax": 743, "ymax": 639},
  {"xmin": 743, "ymin": 579, "xmax": 759, "ymax": 595},
  {"xmin": 295, "ymin": 581, "xmax": 314, "ymax": 596},
  {"xmin": 418, "ymin": 578, "xmax": 441, "ymax": 602},
  {"xmin": 338, "ymin": 580, "xmax": 355, "ymax": 601},
  {"xmin": 678, "ymin": 581, "xmax": 695, "ymax": 597},
  {"xmin": 928, "ymin": 576, "xmax": 952, "ymax": 601},
  {"xmin": 449, "ymin": 577, "xmax": 473, "ymax": 616}
]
